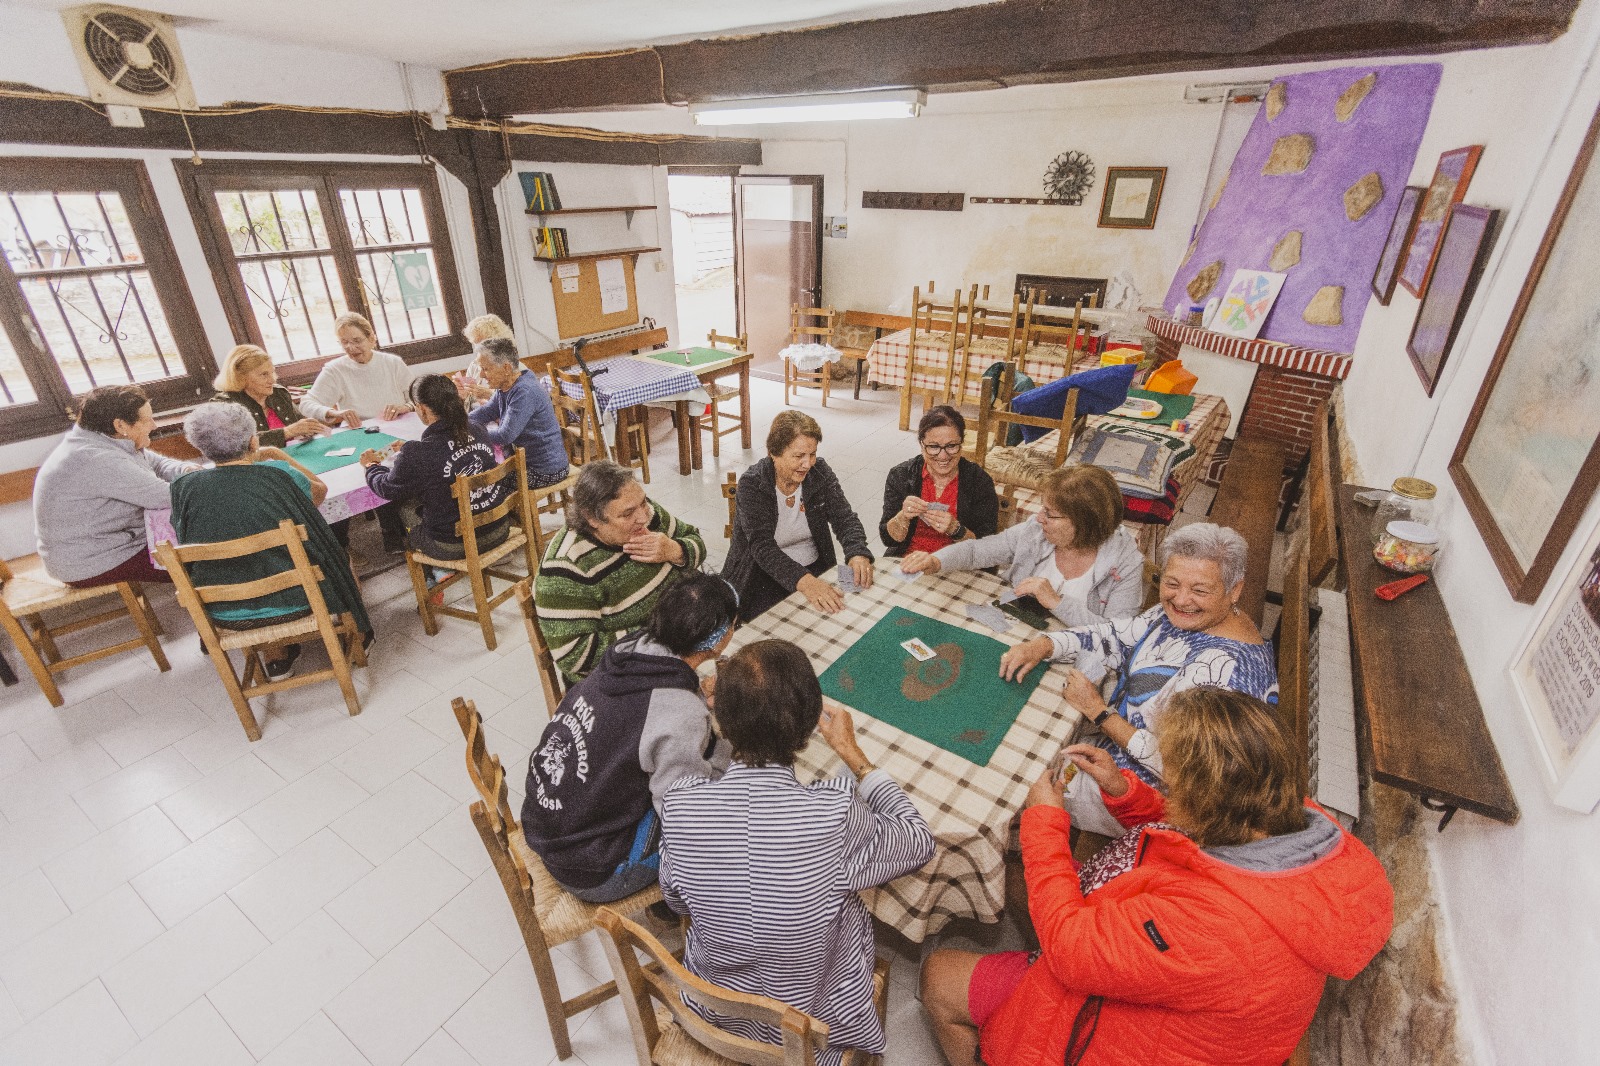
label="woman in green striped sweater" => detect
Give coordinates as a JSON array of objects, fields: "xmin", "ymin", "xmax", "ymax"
[{"xmin": 536, "ymin": 460, "xmax": 707, "ymax": 684}]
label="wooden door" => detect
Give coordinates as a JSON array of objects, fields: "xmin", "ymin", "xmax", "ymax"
[{"xmin": 735, "ymin": 175, "xmax": 822, "ymax": 378}]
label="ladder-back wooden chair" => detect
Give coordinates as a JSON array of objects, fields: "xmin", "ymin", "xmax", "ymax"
[
  {"xmin": 549, "ymin": 363, "xmax": 605, "ymax": 466},
  {"xmin": 783, "ymin": 305, "xmax": 838, "ymax": 408},
  {"xmin": 899, "ymin": 285, "xmax": 966, "ymax": 431},
  {"xmin": 406, "ymin": 448, "xmax": 539, "ymax": 652},
  {"xmin": 452, "ymin": 696, "xmax": 662, "ymax": 1061},
  {"xmin": 0, "ymin": 553, "xmax": 168, "ymax": 708},
  {"xmin": 1020, "ymin": 295, "xmax": 1093, "ymax": 376},
  {"xmin": 954, "ymin": 288, "xmax": 1025, "ymax": 410},
  {"xmin": 721, "ymin": 472, "xmax": 739, "ymax": 540},
  {"xmin": 515, "ymin": 579, "xmax": 566, "ymax": 718},
  {"xmin": 699, "ymin": 330, "xmax": 749, "ymax": 458},
  {"xmin": 156, "ymin": 520, "xmax": 365, "ymax": 741},
  {"xmin": 971, "ymin": 364, "xmax": 1082, "ymax": 470},
  {"xmin": 595, "ymin": 905, "xmax": 891, "ymax": 1066}
]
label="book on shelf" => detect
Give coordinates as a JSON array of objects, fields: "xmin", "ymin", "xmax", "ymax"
[
  {"xmin": 518, "ymin": 171, "xmax": 563, "ymax": 212},
  {"xmin": 532, "ymin": 225, "xmax": 570, "ymax": 259}
]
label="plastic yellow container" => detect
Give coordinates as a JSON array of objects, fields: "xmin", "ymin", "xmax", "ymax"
[
  {"xmin": 1144, "ymin": 359, "xmax": 1198, "ymax": 395},
  {"xmin": 1099, "ymin": 346, "xmax": 1143, "ymax": 367}
]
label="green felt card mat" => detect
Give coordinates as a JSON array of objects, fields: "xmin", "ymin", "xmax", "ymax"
[{"xmin": 284, "ymin": 428, "xmax": 403, "ymax": 474}]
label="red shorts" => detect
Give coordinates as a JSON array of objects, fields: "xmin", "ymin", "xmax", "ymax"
[
  {"xmin": 968, "ymin": 950, "xmax": 1033, "ymax": 1029},
  {"xmin": 64, "ymin": 549, "xmax": 172, "ymax": 589}
]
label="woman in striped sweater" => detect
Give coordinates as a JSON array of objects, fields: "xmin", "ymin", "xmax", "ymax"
[
  {"xmin": 660, "ymin": 639, "xmax": 934, "ymax": 1065},
  {"xmin": 535, "ymin": 460, "xmax": 706, "ymax": 684}
]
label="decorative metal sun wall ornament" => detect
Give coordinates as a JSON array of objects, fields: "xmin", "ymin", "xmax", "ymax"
[{"xmin": 1043, "ymin": 150, "xmax": 1096, "ymax": 205}]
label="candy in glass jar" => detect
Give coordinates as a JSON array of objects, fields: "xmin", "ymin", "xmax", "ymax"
[
  {"xmin": 1371, "ymin": 477, "xmax": 1437, "ymax": 546},
  {"xmin": 1373, "ymin": 521, "xmax": 1441, "ymax": 574}
]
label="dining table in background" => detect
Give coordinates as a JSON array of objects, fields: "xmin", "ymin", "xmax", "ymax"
[
  {"xmin": 634, "ymin": 345, "xmax": 753, "ymax": 473},
  {"xmin": 725, "ymin": 561, "xmax": 1078, "ymax": 943},
  {"xmin": 864, "ymin": 325, "xmax": 1108, "ymax": 395}
]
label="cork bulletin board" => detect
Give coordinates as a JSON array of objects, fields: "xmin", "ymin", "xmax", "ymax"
[{"xmin": 550, "ymin": 256, "xmax": 640, "ymax": 339}]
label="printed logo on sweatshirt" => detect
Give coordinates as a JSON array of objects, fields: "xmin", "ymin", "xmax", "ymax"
[{"xmin": 531, "ymin": 696, "xmax": 595, "ymax": 811}]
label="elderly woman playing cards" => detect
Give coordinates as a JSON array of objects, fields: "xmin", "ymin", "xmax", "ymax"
[{"xmin": 997, "ymin": 523, "xmax": 1278, "ymax": 836}]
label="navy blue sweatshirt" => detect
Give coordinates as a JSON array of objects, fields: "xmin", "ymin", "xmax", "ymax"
[{"xmin": 364, "ymin": 421, "xmax": 505, "ymax": 541}]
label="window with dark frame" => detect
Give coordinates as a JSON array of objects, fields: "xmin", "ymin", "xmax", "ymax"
[
  {"xmin": 181, "ymin": 160, "xmax": 467, "ymax": 377},
  {"xmin": 0, "ymin": 157, "xmax": 213, "ymax": 443}
]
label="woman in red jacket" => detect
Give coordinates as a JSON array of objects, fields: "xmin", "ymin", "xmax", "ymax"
[{"xmin": 922, "ymin": 688, "xmax": 1393, "ymax": 1066}]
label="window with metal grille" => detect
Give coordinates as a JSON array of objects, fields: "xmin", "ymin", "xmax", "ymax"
[
  {"xmin": 0, "ymin": 158, "xmax": 213, "ymax": 443},
  {"xmin": 182, "ymin": 161, "xmax": 467, "ymax": 375}
]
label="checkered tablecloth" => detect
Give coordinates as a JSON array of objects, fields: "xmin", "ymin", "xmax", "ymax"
[
  {"xmin": 559, "ymin": 357, "xmax": 702, "ymax": 419},
  {"xmin": 727, "ymin": 562, "xmax": 1079, "ymax": 942},
  {"xmin": 985, "ymin": 392, "xmax": 1230, "ymax": 557},
  {"xmin": 865, "ymin": 328, "xmax": 1106, "ymax": 394}
]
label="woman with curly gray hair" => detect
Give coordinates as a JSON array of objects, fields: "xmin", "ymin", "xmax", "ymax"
[
  {"xmin": 169, "ymin": 403, "xmax": 369, "ymax": 678},
  {"xmin": 997, "ymin": 522, "xmax": 1278, "ymax": 836}
]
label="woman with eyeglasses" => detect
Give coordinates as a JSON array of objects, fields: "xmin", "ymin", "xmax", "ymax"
[
  {"xmin": 879, "ymin": 405, "xmax": 999, "ymax": 558},
  {"xmin": 900, "ymin": 463, "xmax": 1142, "ymax": 628}
]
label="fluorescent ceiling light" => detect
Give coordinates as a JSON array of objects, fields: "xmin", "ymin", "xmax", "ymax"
[{"xmin": 690, "ymin": 90, "xmax": 925, "ymax": 125}]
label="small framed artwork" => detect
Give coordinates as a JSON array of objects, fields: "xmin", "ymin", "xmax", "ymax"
[
  {"xmin": 1097, "ymin": 167, "xmax": 1167, "ymax": 229},
  {"xmin": 1509, "ymin": 515, "xmax": 1600, "ymax": 812},
  {"xmin": 1210, "ymin": 268, "xmax": 1287, "ymax": 340},
  {"xmin": 1399, "ymin": 145, "xmax": 1483, "ymax": 297},
  {"xmin": 1405, "ymin": 204, "xmax": 1498, "ymax": 396},
  {"xmin": 1371, "ymin": 184, "xmax": 1423, "ymax": 305}
]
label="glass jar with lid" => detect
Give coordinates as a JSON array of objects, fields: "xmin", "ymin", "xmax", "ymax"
[
  {"xmin": 1374, "ymin": 520, "xmax": 1442, "ymax": 573},
  {"xmin": 1371, "ymin": 477, "xmax": 1437, "ymax": 545}
]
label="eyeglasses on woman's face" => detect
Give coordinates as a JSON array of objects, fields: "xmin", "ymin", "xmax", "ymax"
[{"xmin": 921, "ymin": 441, "xmax": 962, "ymax": 456}]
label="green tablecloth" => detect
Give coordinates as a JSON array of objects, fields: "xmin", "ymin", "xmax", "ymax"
[
  {"xmin": 818, "ymin": 606, "xmax": 1044, "ymax": 766},
  {"xmin": 1108, "ymin": 388, "xmax": 1196, "ymax": 425},
  {"xmin": 284, "ymin": 428, "xmax": 402, "ymax": 474},
  {"xmin": 645, "ymin": 346, "xmax": 733, "ymax": 369}
]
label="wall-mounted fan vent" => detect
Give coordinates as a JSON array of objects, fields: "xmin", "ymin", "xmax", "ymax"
[{"xmin": 63, "ymin": 5, "xmax": 197, "ymax": 110}]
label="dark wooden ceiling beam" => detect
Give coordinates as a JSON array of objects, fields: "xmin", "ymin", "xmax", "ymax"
[{"xmin": 444, "ymin": 0, "xmax": 1579, "ymax": 117}]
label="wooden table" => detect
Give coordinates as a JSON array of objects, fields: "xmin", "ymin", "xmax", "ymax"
[
  {"xmin": 865, "ymin": 327, "xmax": 1107, "ymax": 394},
  {"xmin": 633, "ymin": 347, "xmax": 753, "ymax": 475},
  {"xmin": 727, "ymin": 561, "xmax": 1077, "ymax": 941}
]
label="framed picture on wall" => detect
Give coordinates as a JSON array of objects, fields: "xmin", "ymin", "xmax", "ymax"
[
  {"xmin": 1371, "ymin": 184, "xmax": 1423, "ymax": 305},
  {"xmin": 1450, "ymin": 105, "xmax": 1600, "ymax": 603},
  {"xmin": 1399, "ymin": 145, "xmax": 1483, "ymax": 297},
  {"xmin": 1405, "ymin": 204, "xmax": 1498, "ymax": 396},
  {"xmin": 1097, "ymin": 167, "xmax": 1166, "ymax": 229},
  {"xmin": 1509, "ymin": 515, "xmax": 1600, "ymax": 812}
]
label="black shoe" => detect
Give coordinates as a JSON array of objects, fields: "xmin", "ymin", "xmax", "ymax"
[
  {"xmin": 382, "ymin": 530, "xmax": 408, "ymax": 554},
  {"xmin": 265, "ymin": 643, "xmax": 302, "ymax": 680}
]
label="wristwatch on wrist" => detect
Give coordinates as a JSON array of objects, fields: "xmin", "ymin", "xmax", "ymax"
[
  {"xmin": 1092, "ymin": 707, "xmax": 1115, "ymax": 728},
  {"xmin": 949, "ymin": 521, "xmax": 966, "ymax": 539}
]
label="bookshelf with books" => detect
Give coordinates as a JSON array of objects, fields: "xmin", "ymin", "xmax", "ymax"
[{"xmin": 518, "ymin": 170, "xmax": 659, "ymax": 263}]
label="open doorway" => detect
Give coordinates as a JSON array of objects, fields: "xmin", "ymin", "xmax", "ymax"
[{"xmin": 667, "ymin": 170, "xmax": 737, "ymax": 351}]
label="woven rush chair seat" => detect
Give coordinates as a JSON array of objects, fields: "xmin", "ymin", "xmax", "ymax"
[
  {"xmin": 509, "ymin": 828, "xmax": 662, "ymax": 947},
  {"xmin": 407, "ymin": 525, "xmax": 529, "ymax": 571},
  {"xmin": 3, "ymin": 558, "xmax": 126, "ymax": 613}
]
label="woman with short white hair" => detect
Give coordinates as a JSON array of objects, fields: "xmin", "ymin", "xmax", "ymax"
[{"xmin": 998, "ymin": 522, "xmax": 1277, "ymax": 836}]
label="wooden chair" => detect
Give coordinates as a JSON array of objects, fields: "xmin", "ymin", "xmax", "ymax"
[
  {"xmin": 515, "ymin": 578, "xmax": 566, "ymax": 717},
  {"xmin": 699, "ymin": 329, "xmax": 749, "ymax": 458},
  {"xmin": 952, "ymin": 289, "xmax": 1021, "ymax": 409},
  {"xmin": 451, "ymin": 696, "xmax": 662, "ymax": 1061},
  {"xmin": 155, "ymin": 519, "xmax": 365, "ymax": 742},
  {"xmin": 721, "ymin": 472, "xmax": 738, "ymax": 539},
  {"xmin": 783, "ymin": 305, "xmax": 838, "ymax": 408},
  {"xmin": 1020, "ymin": 294, "xmax": 1093, "ymax": 374},
  {"xmin": 529, "ymin": 468, "xmax": 579, "ymax": 560},
  {"xmin": 0, "ymin": 554, "xmax": 168, "ymax": 708},
  {"xmin": 971, "ymin": 364, "xmax": 1081, "ymax": 470},
  {"xmin": 549, "ymin": 363, "xmax": 607, "ymax": 467},
  {"xmin": 900, "ymin": 285, "xmax": 966, "ymax": 431},
  {"xmin": 406, "ymin": 448, "xmax": 540, "ymax": 652},
  {"xmin": 596, "ymin": 905, "xmax": 891, "ymax": 1066}
]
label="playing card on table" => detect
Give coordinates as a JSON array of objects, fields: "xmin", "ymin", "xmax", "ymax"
[
  {"xmin": 836, "ymin": 564, "xmax": 858, "ymax": 593},
  {"xmin": 893, "ymin": 568, "xmax": 923, "ymax": 584},
  {"xmin": 326, "ymin": 447, "xmax": 356, "ymax": 458},
  {"xmin": 964, "ymin": 603, "xmax": 1014, "ymax": 633},
  {"xmin": 900, "ymin": 637, "xmax": 937, "ymax": 662}
]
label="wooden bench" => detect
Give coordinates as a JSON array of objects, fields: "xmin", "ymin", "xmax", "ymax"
[{"xmin": 1208, "ymin": 435, "xmax": 1289, "ymax": 629}]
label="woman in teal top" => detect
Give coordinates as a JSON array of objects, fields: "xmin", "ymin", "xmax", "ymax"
[{"xmin": 171, "ymin": 402, "xmax": 369, "ymax": 678}]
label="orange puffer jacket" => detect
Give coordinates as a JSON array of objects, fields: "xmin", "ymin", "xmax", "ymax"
[{"xmin": 978, "ymin": 773, "xmax": 1393, "ymax": 1066}]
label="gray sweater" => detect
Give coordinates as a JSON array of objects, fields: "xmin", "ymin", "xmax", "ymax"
[
  {"xmin": 932, "ymin": 519, "xmax": 1145, "ymax": 626},
  {"xmin": 33, "ymin": 425, "xmax": 196, "ymax": 582}
]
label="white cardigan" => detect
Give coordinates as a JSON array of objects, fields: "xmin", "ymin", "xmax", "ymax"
[
  {"xmin": 932, "ymin": 519, "xmax": 1146, "ymax": 626},
  {"xmin": 299, "ymin": 350, "xmax": 412, "ymax": 421}
]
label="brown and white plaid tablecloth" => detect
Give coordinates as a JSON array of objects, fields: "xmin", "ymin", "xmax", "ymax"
[
  {"xmin": 865, "ymin": 328, "xmax": 1104, "ymax": 393},
  {"xmin": 726, "ymin": 563, "xmax": 1078, "ymax": 942}
]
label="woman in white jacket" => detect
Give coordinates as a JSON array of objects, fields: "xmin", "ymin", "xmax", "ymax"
[{"xmin": 900, "ymin": 464, "xmax": 1144, "ymax": 627}]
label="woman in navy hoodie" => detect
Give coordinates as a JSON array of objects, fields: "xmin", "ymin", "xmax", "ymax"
[{"xmin": 359, "ymin": 374, "xmax": 509, "ymax": 559}]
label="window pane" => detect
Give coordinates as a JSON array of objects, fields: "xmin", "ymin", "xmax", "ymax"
[
  {"xmin": 18, "ymin": 270, "xmax": 182, "ymax": 392},
  {"xmin": 340, "ymin": 187, "xmax": 430, "ymax": 247},
  {"xmin": 355, "ymin": 247, "xmax": 446, "ymax": 346},
  {"xmin": 4, "ymin": 190, "xmax": 147, "ymax": 273},
  {"xmin": 0, "ymin": 319, "xmax": 37, "ymax": 406},
  {"xmin": 213, "ymin": 188, "xmax": 330, "ymax": 255},
  {"xmin": 237, "ymin": 255, "xmax": 348, "ymax": 363}
]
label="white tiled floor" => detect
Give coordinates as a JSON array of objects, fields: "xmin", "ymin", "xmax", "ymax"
[{"xmin": 0, "ymin": 375, "xmax": 1219, "ymax": 1065}]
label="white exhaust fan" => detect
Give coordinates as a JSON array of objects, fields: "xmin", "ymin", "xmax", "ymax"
[{"xmin": 62, "ymin": 4, "xmax": 197, "ymax": 110}]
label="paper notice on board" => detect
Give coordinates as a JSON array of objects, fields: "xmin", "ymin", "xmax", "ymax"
[
  {"xmin": 555, "ymin": 263, "xmax": 580, "ymax": 279},
  {"xmin": 596, "ymin": 258, "xmax": 628, "ymax": 315},
  {"xmin": 561, "ymin": 277, "xmax": 579, "ymax": 293},
  {"xmin": 1533, "ymin": 595, "xmax": 1600, "ymax": 755}
]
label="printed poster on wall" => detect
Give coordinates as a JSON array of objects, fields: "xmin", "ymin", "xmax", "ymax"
[
  {"xmin": 1511, "ymin": 516, "xmax": 1600, "ymax": 812},
  {"xmin": 1210, "ymin": 269, "xmax": 1288, "ymax": 340},
  {"xmin": 394, "ymin": 251, "xmax": 439, "ymax": 311},
  {"xmin": 596, "ymin": 257, "xmax": 628, "ymax": 315}
]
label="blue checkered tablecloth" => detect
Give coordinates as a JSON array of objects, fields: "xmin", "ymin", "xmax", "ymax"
[{"xmin": 556, "ymin": 357, "xmax": 702, "ymax": 418}]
